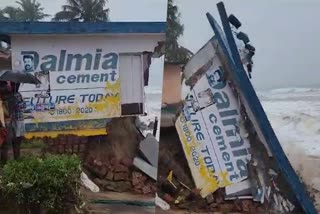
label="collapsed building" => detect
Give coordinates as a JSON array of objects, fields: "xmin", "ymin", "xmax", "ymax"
[{"xmin": 157, "ymin": 2, "xmax": 317, "ymax": 214}]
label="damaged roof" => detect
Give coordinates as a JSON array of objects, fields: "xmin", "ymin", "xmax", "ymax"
[{"xmin": 0, "ymin": 22, "xmax": 166, "ymax": 35}]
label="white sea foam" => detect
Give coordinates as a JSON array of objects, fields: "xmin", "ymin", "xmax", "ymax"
[
  {"xmin": 259, "ymin": 88, "xmax": 320, "ymax": 156},
  {"xmin": 140, "ymin": 90, "xmax": 162, "ymax": 141},
  {"xmin": 260, "ymin": 87, "xmax": 320, "ymax": 210}
]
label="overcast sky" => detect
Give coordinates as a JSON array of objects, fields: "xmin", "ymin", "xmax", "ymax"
[
  {"xmin": 1, "ymin": 0, "xmax": 167, "ymax": 21},
  {"xmin": 176, "ymin": 0, "xmax": 320, "ymax": 90}
]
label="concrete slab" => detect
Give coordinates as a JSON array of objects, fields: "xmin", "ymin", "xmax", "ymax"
[{"xmin": 139, "ymin": 134, "xmax": 159, "ymax": 167}]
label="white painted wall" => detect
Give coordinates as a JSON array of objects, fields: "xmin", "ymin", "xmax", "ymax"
[
  {"xmin": 119, "ymin": 54, "xmax": 144, "ymax": 105},
  {"xmin": 10, "ymin": 33, "xmax": 163, "ymax": 124}
]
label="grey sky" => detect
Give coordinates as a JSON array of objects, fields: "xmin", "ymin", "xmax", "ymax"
[
  {"xmin": 1, "ymin": 0, "xmax": 167, "ymax": 21},
  {"xmin": 177, "ymin": 0, "xmax": 320, "ymax": 90}
]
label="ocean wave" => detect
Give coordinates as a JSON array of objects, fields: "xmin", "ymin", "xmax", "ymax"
[
  {"xmin": 264, "ymin": 101, "xmax": 320, "ymax": 156},
  {"xmin": 258, "ymin": 87, "xmax": 320, "ymax": 101},
  {"xmin": 145, "ymin": 87, "xmax": 162, "ymax": 95},
  {"xmin": 269, "ymin": 87, "xmax": 320, "ymax": 94}
]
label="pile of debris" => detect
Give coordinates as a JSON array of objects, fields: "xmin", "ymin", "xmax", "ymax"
[
  {"xmin": 83, "ymin": 156, "xmax": 156, "ymax": 195},
  {"xmin": 157, "ymin": 127, "xmax": 268, "ymax": 213},
  {"xmin": 82, "ymin": 117, "xmax": 158, "ymax": 196},
  {"xmin": 41, "ymin": 116, "xmax": 159, "ymax": 197}
]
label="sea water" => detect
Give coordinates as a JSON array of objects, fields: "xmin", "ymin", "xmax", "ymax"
[
  {"xmin": 141, "ymin": 87, "xmax": 162, "ymax": 141},
  {"xmin": 259, "ymin": 87, "xmax": 320, "ymax": 209}
]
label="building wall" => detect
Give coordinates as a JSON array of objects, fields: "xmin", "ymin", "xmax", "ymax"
[
  {"xmin": 10, "ymin": 34, "xmax": 164, "ymax": 135},
  {"xmin": 162, "ymin": 63, "xmax": 182, "ymax": 104}
]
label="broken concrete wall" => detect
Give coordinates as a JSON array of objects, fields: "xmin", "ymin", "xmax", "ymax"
[
  {"xmin": 41, "ymin": 117, "xmax": 157, "ymax": 196},
  {"xmin": 82, "ymin": 117, "xmax": 157, "ymax": 195},
  {"xmin": 105, "ymin": 117, "xmax": 143, "ymax": 160}
]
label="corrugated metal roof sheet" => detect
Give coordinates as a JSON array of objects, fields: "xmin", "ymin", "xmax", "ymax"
[{"xmin": 0, "ymin": 22, "xmax": 166, "ymax": 35}]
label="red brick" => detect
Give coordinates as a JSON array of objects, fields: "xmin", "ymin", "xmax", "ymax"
[
  {"xmin": 192, "ymin": 188, "xmax": 201, "ymax": 195},
  {"xmin": 163, "ymin": 194, "xmax": 175, "ymax": 203},
  {"xmin": 242, "ymin": 200, "xmax": 252, "ymax": 212},
  {"xmin": 114, "ymin": 172, "xmax": 129, "ymax": 181},
  {"xmin": 59, "ymin": 135, "xmax": 67, "ymax": 144},
  {"xmin": 133, "ymin": 183, "xmax": 144, "ymax": 190},
  {"xmin": 107, "ymin": 165, "xmax": 114, "ymax": 172},
  {"xmin": 58, "ymin": 145, "xmax": 64, "ymax": 153},
  {"xmin": 219, "ymin": 203, "xmax": 234, "ymax": 212},
  {"xmin": 53, "ymin": 145, "xmax": 59, "ymax": 153},
  {"xmin": 114, "ymin": 164, "xmax": 129, "ymax": 173},
  {"xmin": 87, "ymin": 165, "xmax": 107, "ymax": 178},
  {"xmin": 121, "ymin": 158, "xmax": 133, "ymax": 167},
  {"xmin": 132, "ymin": 172, "xmax": 143, "ymax": 186},
  {"xmin": 71, "ymin": 143, "xmax": 77, "ymax": 153},
  {"xmin": 110, "ymin": 158, "xmax": 118, "ymax": 166},
  {"xmin": 133, "ymin": 187, "xmax": 143, "ymax": 194},
  {"xmin": 206, "ymin": 194, "xmax": 214, "ymax": 204},
  {"xmin": 86, "ymin": 156, "xmax": 94, "ymax": 165},
  {"xmin": 64, "ymin": 143, "xmax": 71, "ymax": 152},
  {"xmin": 73, "ymin": 135, "xmax": 79, "ymax": 142},
  {"xmin": 79, "ymin": 144, "xmax": 86, "ymax": 152},
  {"xmin": 94, "ymin": 160, "xmax": 103, "ymax": 167},
  {"xmin": 215, "ymin": 194, "xmax": 224, "ymax": 204},
  {"xmin": 234, "ymin": 200, "xmax": 242, "ymax": 211},
  {"xmin": 150, "ymin": 184, "xmax": 157, "ymax": 193},
  {"xmin": 80, "ymin": 137, "xmax": 88, "ymax": 144},
  {"xmin": 47, "ymin": 138, "xmax": 54, "ymax": 145},
  {"xmin": 66, "ymin": 135, "xmax": 72, "ymax": 145},
  {"xmin": 142, "ymin": 185, "xmax": 152, "ymax": 194},
  {"xmin": 139, "ymin": 175, "xmax": 148, "ymax": 183},
  {"xmin": 209, "ymin": 203, "xmax": 218, "ymax": 208},
  {"xmin": 106, "ymin": 171, "xmax": 114, "ymax": 181}
]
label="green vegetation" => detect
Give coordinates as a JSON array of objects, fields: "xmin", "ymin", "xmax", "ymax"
[
  {"xmin": 165, "ymin": 0, "xmax": 193, "ymax": 64},
  {"xmin": 1, "ymin": 154, "xmax": 82, "ymax": 213},
  {"xmin": 0, "ymin": 0, "xmax": 49, "ymax": 22},
  {"xmin": 53, "ymin": 0, "xmax": 109, "ymax": 22}
]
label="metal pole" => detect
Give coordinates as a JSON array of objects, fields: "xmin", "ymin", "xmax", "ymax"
[{"xmin": 153, "ymin": 116, "xmax": 158, "ymax": 137}]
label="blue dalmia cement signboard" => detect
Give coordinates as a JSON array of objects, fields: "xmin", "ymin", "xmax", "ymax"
[
  {"xmin": 0, "ymin": 22, "xmax": 166, "ymax": 138},
  {"xmin": 176, "ymin": 2, "xmax": 316, "ymax": 213}
]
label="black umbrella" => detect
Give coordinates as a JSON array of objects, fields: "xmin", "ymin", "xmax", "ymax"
[{"xmin": 0, "ymin": 70, "xmax": 41, "ymax": 85}]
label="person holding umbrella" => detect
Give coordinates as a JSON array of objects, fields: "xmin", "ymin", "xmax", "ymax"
[
  {"xmin": 10, "ymin": 82, "xmax": 26, "ymax": 160},
  {"xmin": 0, "ymin": 82, "xmax": 26, "ymax": 163},
  {"xmin": 0, "ymin": 70, "xmax": 40, "ymax": 164}
]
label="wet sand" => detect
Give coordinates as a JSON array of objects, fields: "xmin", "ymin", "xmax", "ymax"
[{"xmin": 284, "ymin": 146, "xmax": 320, "ymax": 211}]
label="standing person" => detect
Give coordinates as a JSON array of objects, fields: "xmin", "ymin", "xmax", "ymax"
[
  {"xmin": 0, "ymin": 90, "xmax": 5, "ymax": 128},
  {"xmin": 0, "ymin": 83, "xmax": 8, "ymax": 147},
  {"xmin": 0, "ymin": 81, "xmax": 14, "ymax": 164},
  {"xmin": 11, "ymin": 82, "xmax": 26, "ymax": 160}
]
